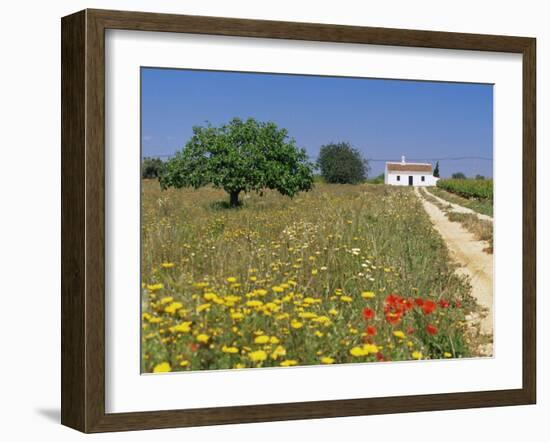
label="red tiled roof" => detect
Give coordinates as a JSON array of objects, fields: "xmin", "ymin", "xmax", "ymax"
[{"xmin": 386, "ymin": 162, "xmax": 432, "ymax": 173}]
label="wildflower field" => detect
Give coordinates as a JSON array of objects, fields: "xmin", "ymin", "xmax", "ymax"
[{"xmin": 141, "ymin": 181, "xmax": 478, "ymax": 373}]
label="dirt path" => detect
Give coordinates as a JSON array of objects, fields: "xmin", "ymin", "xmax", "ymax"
[
  {"xmin": 424, "ymin": 188, "xmax": 493, "ymax": 222},
  {"xmin": 415, "ymin": 187, "xmax": 493, "ymax": 354}
]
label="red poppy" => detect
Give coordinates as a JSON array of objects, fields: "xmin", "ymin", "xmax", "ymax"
[
  {"xmin": 414, "ymin": 298, "xmax": 424, "ymax": 307},
  {"xmin": 189, "ymin": 343, "xmax": 198, "ymax": 352},
  {"xmin": 439, "ymin": 299, "xmax": 450, "ymax": 308},
  {"xmin": 362, "ymin": 307, "xmax": 375, "ymax": 320},
  {"xmin": 386, "ymin": 294, "xmax": 401, "ymax": 306},
  {"xmin": 366, "ymin": 325, "xmax": 377, "ymax": 336},
  {"xmin": 385, "ymin": 312, "xmax": 402, "ymax": 325},
  {"xmin": 422, "ymin": 300, "xmax": 437, "ymax": 315},
  {"xmin": 426, "ymin": 324, "xmax": 438, "ymax": 335},
  {"xmin": 407, "ymin": 326, "xmax": 415, "ymax": 335},
  {"xmin": 376, "ymin": 352, "xmax": 385, "ymax": 362}
]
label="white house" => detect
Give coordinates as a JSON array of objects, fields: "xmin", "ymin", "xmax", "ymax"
[{"xmin": 384, "ymin": 156, "xmax": 439, "ymax": 186}]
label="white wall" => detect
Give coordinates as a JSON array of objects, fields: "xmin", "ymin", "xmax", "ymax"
[
  {"xmin": 386, "ymin": 172, "xmax": 439, "ymax": 186},
  {"xmin": 0, "ymin": 1, "xmax": 547, "ymax": 441}
]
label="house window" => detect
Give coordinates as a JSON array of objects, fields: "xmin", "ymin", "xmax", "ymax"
[
  {"xmin": 396, "ymin": 175, "xmax": 400, "ymax": 181},
  {"xmin": 421, "ymin": 176, "xmax": 425, "ymax": 182}
]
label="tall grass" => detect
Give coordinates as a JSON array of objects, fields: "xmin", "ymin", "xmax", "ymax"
[{"xmin": 141, "ymin": 182, "xmax": 477, "ymax": 373}]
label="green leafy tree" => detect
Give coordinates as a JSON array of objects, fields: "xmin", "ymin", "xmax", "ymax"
[
  {"xmin": 160, "ymin": 118, "xmax": 314, "ymax": 207},
  {"xmin": 141, "ymin": 157, "xmax": 165, "ymax": 179},
  {"xmin": 433, "ymin": 161, "xmax": 440, "ymax": 178},
  {"xmin": 475, "ymin": 174, "xmax": 485, "ymax": 180},
  {"xmin": 452, "ymin": 172, "xmax": 466, "ymax": 179},
  {"xmin": 317, "ymin": 142, "xmax": 369, "ymax": 184}
]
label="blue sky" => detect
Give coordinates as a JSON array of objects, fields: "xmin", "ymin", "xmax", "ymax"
[{"xmin": 141, "ymin": 68, "xmax": 493, "ymax": 178}]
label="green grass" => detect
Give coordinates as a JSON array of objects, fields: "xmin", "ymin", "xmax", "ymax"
[
  {"xmin": 429, "ymin": 186, "xmax": 493, "ymax": 217},
  {"xmin": 141, "ymin": 181, "xmax": 477, "ymax": 373}
]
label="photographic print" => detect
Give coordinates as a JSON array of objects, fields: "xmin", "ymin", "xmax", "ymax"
[{"xmin": 140, "ymin": 68, "xmax": 494, "ymax": 374}]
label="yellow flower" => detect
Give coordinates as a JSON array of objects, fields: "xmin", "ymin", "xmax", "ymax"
[
  {"xmin": 311, "ymin": 269, "xmax": 318, "ymax": 275},
  {"xmin": 363, "ymin": 344, "xmax": 379, "ymax": 354},
  {"xmin": 340, "ymin": 295, "xmax": 353, "ymax": 303},
  {"xmin": 312, "ymin": 316, "xmax": 331, "ymax": 325},
  {"xmin": 249, "ymin": 350, "xmax": 268, "ymax": 362},
  {"xmin": 329, "ymin": 308, "xmax": 338, "ymax": 316},
  {"xmin": 246, "ymin": 300, "xmax": 263, "ymax": 308},
  {"xmin": 393, "ymin": 330, "xmax": 406, "ymax": 339},
  {"xmin": 280, "ymin": 359, "xmax": 298, "ymax": 367},
  {"xmin": 203, "ymin": 292, "xmax": 218, "ymax": 301},
  {"xmin": 350, "ymin": 346, "xmax": 365, "ymax": 357},
  {"xmin": 255, "ymin": 289, "xmax": 268, "ymax": 296},
  {"xmin": 169, "ymin": 322, "xmax": 192, "ymax": 333},
  {"xmin": 147, "ymin": 283, "xmax": 164, "ymax": 292},
  {"xmin": 361, "ymin": 291, "xmax": 375, "ymax": 299},
  {"xmin": 270, "ymin": 336, "xmax": 280, "ymax": 344},
  {"xmin": 234, "ymin": 363, "xmax": 245, "ymax": 369},
  {"xmin": 444, "ymin": 352, "xmax": 453, "ymax": 358},
  {"xmin": 254, "ymin": 335, "xmax": 270, "ymax": 344},
  {"xmin": 315, "ymin": 330, "xmax": 324, "ymax": 338},
  {"xmin": 320, "ymin": 357, "xmax": 334, "ymax": 364},
  {"xmin": 290, "ymin": 319, "xmax": 303, "ymax": 329},
  {"xmin": 179, "ymin": 360, "xmax": 189, "ymax": 367},
  {"xmin": 160, "ymin": 296, "xmax": 173, "ymax": 305},
  {"xmin": 249, "ymin": 276, "xmax": 257, "ymax": 282},
  {"xmin": 161, "ymin": 262, "xmax": 175, "ymax": 268},
  {"xmin": 350, "ymin": 344, "xmax": 379, "ymax": 357},
  {"xmin": 153, "ymin": 362, "xmax": 171, "ymax": 373},
  {"xmin": 265, "ymin": 302, "xmax": 279, "ymax": 312},
  {"xmin": 230, "ymin": 312, "xmax": 244, "ymax": 320},
  {"xmin": 164, "ymin": 302, "xmax": 183, "ymax": 314},
  {"xmin": 272, "ymin": 286, "xmax": 284, "ymax": 293},
  {"xmin": 270, "ymin": 345, "xmax": 286, "ymax": 360},
  {"xmin": 222, "ymin": 345, "xmax": 239, "ymax": 354},
  {"xmin": 299, "ymin": 312, "xmax": 317, "ymax": 319},
  {"xmin": 226, "ymin": 277, "xmax": 237, "ymax": 283},
  {"xmin": 196, "ymin": 303, "xmax": 211, "ymax": 313},
  {"xmin": 412, "ymin": 351, "xmax": 423, "ymax": 360},
  {"xmin": 196, "ymin": 334, "xmax": 210, "ymax": 343}
]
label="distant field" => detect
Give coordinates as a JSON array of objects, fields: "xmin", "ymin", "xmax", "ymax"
[
  {"xmin": 437, "ymin": 178, "xmax": 493, "ymax": 200},
  {"xmin": 141, "ymin": 181, "xmax": 476, "ymax": 373},
  {"xmin": 433, "ymin": 179, "xmax": 493, "ymax": 217}
]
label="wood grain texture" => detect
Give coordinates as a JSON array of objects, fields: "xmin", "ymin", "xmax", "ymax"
[
  {"xmin": 61, "ymin": 10, "xmax": 86, "ymax": 431},
  {"xmin": 61, "ymin": 8, "xmax": 537, "ymax": 433},
  {"xmin": 522, "ymin": 38, "xmax": 536, "ymax": 403}
]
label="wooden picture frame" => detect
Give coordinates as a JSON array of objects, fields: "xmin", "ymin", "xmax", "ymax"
[{"xmin": 61, "ymin": 8, "xmax": 536, "ymax": 433}]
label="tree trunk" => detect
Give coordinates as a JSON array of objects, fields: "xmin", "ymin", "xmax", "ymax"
[{"xmin": 229, "ymin": 190, "xmax": 240, "ymax": 207}]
